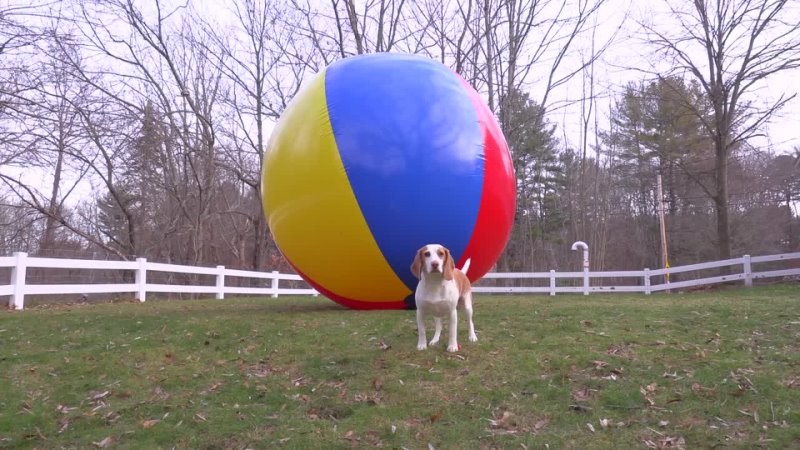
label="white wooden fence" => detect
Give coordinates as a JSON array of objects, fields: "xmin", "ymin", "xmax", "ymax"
[
  {"xmin": 475, "ymin": 252, "xmax": 800, "ymax": 295},
  {"xmin": 2, "ymin": 251, "xmax": 799, "ymax": 310}
]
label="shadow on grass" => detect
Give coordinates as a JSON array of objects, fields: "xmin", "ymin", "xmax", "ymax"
[{"xmin": 155, "ymin": 296, "xmax": 394, "ymax": 316}]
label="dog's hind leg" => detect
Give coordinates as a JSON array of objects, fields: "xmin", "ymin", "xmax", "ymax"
[{"xmin": 462, "ymin": 293, "xmax": 477, "ymax": 342}]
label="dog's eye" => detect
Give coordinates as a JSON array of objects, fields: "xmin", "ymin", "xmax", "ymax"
[
  {"xmin": 437, "ymin": 250, "xmax": 444, "ymax": 257},
  {"xmin": 424, "ymin": 251, "xmax": 431, "ymax": 257}
]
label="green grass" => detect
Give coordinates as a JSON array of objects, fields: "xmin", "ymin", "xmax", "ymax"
[{"xmin": 1, "ymin": 285, "xmax": 799, "ymax": 449}]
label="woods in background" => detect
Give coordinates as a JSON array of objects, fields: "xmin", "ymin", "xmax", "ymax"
[{"xmin": 1, "ymin": 0, "xmax": 799, "ymax": 274}]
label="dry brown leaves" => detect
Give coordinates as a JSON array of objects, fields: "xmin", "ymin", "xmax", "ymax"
[
  {"xmin": 485, "ymin": 410, "xmax": 550, "ymax": 437},
  {"xmin": 606, "ymin": 343, "xmax": 636, "ymax": 360},
  {"xmin": 642, "ymin": 435, "xmax": 686, "ymax": 449},
  {"xmin": 640, "ymin": 383, "xmax": 657, "ymax": 407},
  {"xmin": 571, "ymin": 386, "xmax": 595, "ymax": 402}
]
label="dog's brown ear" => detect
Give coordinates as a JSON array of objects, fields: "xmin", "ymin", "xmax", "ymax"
[
  {"xmin": 410, "ymin": 247, "xmax": 423, "ymax": 279},
  {"xmin": 443, "ymin": 248, "xmax": 455, "ymax": 281}
]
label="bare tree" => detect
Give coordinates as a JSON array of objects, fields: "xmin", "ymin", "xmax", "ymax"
[
  {"xmin": 0, "ymin": 16, "xmax": 108, "ymax": 257},
  {"xmin": 198, "ymin": 0, "xmax": 306, "ymax": 269},
  {"xmin": 289, "ymin": 0, "xmax": 414, "ymax": 59},
  {"xmin": 640, "ymin": 0, "xmax": 800, "ymax": 260},
  {"xmin": 409, "ymin": 0, "xmax": 479, "ymax": 75},
  {"xmin": 64, "ymin": 0, "xmax": 225, "ymax": 265},
  {"xmin": 469, "ymin": 0, "xmax": 619, "ymax": 121}
]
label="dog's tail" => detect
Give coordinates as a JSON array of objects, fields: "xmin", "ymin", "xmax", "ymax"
[{"xmin": 460, "ymin": 258, "xmax": 471, "ymax": 276}]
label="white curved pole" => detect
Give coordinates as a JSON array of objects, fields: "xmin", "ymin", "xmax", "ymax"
[{"xmin": 571, "ymin": 241, "xmax": 589, "ymax": 295}]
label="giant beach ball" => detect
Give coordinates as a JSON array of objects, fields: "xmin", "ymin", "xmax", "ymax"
[{"xmin": 261, "ymin": 53, "xmax": 515, "ymax": 310}]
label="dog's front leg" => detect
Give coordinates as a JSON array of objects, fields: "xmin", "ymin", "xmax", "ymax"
[
  {"xmin": 446, "ymin": 308, "xmax": 459, "ymax": 352},
  {"xmin": 416, "ymin": 308, "xmax": 428, "ymax": 350},
  {"xmin": 429, "ymin": 317, "xmax": 442, "ymax": 346}
]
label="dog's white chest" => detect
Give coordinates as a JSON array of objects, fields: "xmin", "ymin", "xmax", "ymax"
[{"xmin": 415, "ymin": 280, "xmax": 458, "ymax": 316}]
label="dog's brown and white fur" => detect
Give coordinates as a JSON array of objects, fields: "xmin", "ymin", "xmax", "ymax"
[{"xmin": 410, "ymin": 244, "xmax": 476, "ymax": 352}]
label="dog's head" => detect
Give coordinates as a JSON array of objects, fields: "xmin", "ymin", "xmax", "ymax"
[{"xmin": 411, "ymin": 244, "xmax": 455, "ymax": 281}]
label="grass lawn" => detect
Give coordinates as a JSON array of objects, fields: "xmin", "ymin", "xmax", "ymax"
[{"xmin": 1, "ymin": 285, "xmax": 799, "ymax": 449}]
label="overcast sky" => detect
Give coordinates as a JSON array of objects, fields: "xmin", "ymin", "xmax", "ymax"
[
  {"xmin": 557, "ymin": 0, "xmax": 800, "ymax": 156},
  {"xmin": 3, "ymin": 0, "xmax": 799, "ymax": 208}
]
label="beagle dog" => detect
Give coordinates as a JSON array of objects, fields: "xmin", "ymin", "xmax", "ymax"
[{"xmin": 410, "ymin": 244, "xmax": 477, "ymax": 352}]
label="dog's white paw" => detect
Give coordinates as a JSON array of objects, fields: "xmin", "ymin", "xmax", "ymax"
[
  {"xmin": 446, "ymin": 344, "xmax": 459, "ymax": 352},
  {"xmin": 417, "ymin": 343, "xmax": 428, "ymax": 351},
  {"xmin": 469, "ymin": 334, "xmax": 478, "ymax": 342},
  {"xmin": 429, "ymin": 338, "xmax": 439, "ymax": 346}
]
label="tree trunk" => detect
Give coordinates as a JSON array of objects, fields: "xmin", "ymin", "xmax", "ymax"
[
  {"xmin": 714, "ymin": 140, "xmax": 732, "ymax": 262},
  {"xmin": 41, "ymin": 146, "xmax": 64, "ymax": 255}
]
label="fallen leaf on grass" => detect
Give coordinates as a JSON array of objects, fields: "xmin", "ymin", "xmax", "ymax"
[
  {"xmin": 726, "ymin": 430, "xmax": 748, "ymax": 441},
  {"xmin": 572, "ymin": 387, "xmax": 594, "ymax": 402},
  {"xmin": 90, "ymin": 391, "xmax": 110, "ymax": 401},
  {"xmin": 93, "ymin": 437, "xmax": 113, "ymax": 448},
  {"xmin": 56, "ymin": 404, "xmax": 77, "ymax": 414},
  {"xmin": 737, "ymin": 408, "xmax": 759, "ymax": 423},
  {"xmin": 200, "ymin": 382, "xmax": 222, "ymax": 395},
  {"xmin": 342, "ymin": 430, "xmax": 360, "ymax": 443},
  {"xmin": 732, "ymin": 368, "xmax": 756, "ymax": 392},
  {"xmin": 603, "ymin": 371, "xmax": 620, "ymax": 381},
  {"xmin": 691, "ymin": 383, "xmax": 716, "ymax": 397},
  {"xmin": 783, "ymin": 378, "xmax": 799, "ymax": 389},
  {"xmin": 643, "ymin": 435, "xmax": 686, "ymax": 449},
  {"xmin": 242, "ymin": 361, "xmax": 273, "ymax": 378},
  {"xmin": 591, "ymin": 360, "xmax": 608, "ymax": 369},
  {"xmin": 532, "ymin": 417, "xmax": 549, "ymax": 432},
  {"xmin": 488, "ymin": 411, "xmax": 515, "ymax": 429},
  {"xmin": 142, "ymin": 419, "xmax": 160, "ymax": 428},
  {"xmin": 640, "ymin": 384, "xmax": 657, "ymax": 406},
  {"xmin": 607, "ymin": 344, "xmax": 635, "ymax": 360},
  {"xmin": 354, "ymin": 393, "xmax": 381, "ymax": 404},
  {"xmin": 151, "ymin": 386, "xmax": 170, "ymax": 401}
]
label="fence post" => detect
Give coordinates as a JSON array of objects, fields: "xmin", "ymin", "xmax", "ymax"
[
  {"xmin": 135, "ymin": 258, "xmax": 147, "ymax": 302},
  {"xmin": 549, "ymin": 270, "xmax": 556, "ymax": 296},
  {"xmin": 10, "ymin": 252, "xmax": 28, "ymax": 310},
  {"xmin": 271, "ymin": 271, "xmax": 279, "ymax": 298},
  {"xmin": 743, "ymin": 255, "xmax": 752, "ymax": 287},
  {"xmin": 644, "ymin": 268, "xmax": 651, "ymax": 295},
  {"xmin": 216, "ymin": 266, "xmax": 225, "ymax": 300},
  {"xmin": 582, "ymin": 268, "xmax": 589, "ymax": 296}
]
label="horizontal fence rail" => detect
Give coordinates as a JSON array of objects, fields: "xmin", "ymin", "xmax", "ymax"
[{"xmin": 2, "ymin": 251, "xmax": 799, "ymax": 310}]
